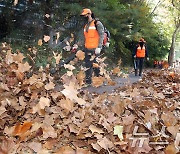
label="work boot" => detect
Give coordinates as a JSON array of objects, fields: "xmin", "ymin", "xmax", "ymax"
[
  {"xmin": 139, "ymin": 70, "xmax": 142, "ymax": 76},
  {"xmin": 85, "ymin": 78, "xmax": 92, "ymax": 84}
]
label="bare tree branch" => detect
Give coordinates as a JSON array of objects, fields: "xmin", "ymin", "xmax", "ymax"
[{"xmin": 150, "ymin": 0, "xmax": 165, "ymax": 16}]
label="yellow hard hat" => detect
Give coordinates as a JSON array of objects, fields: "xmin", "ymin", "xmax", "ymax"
[{"xmin": 80, "ymin": 8, "xmax": 92, "ymax": 15}]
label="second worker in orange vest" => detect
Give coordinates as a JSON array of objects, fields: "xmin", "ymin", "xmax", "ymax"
[
  {"xmin": 80, "ymin": 8, "xmax": 105, "ymax": 84},
  {"xmin": 132, "ymin": 38, "xmax": 149, "ymax": 76}
]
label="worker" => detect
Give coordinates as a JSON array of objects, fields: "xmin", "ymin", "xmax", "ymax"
[{"xmin": 132, "ymin": 38, "xmax": 149, "ymax": 76}]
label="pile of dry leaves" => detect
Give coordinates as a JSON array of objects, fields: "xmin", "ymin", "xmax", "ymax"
[{"xmin": 0, "ymin": 44, "xmax": 179, "ymax": 154}]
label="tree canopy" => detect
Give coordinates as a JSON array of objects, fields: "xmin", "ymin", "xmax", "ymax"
[{"xmin": 0, "ymin": 0, "xmax": 174, "ymax": 67}]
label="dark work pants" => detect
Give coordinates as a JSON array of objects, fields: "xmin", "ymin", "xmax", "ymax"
[
  {"xmin": 84, "ymin": 48, "xmax": 100, "ymax": 84},
  {"xmin": 134, "ymin": 57, "xmax": 144, "ymax": 76}
]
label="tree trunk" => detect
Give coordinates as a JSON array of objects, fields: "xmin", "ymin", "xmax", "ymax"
[{"xmin": 168, "ymin": 23, "xmax": 180, "ymax": 66}]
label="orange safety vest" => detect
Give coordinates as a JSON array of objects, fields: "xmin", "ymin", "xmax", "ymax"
[
  {"xmin": 136, "ymin": 45, "xmax": 146, "ymax": 58},
  {"xmin": 84, "ymin": 20, "xmax": 99, "ymax": 49}
]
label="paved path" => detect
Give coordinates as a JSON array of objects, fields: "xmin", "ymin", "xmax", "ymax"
[{"xmin": 82, "ymin": 73, "xmax": 141, "ymax": 94}]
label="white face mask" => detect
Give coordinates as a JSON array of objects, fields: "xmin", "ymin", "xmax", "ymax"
[{"xmin": 139, "ymin": 42, "xmax": 144, "ymax": 47}]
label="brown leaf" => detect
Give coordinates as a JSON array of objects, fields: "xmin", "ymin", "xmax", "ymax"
[
  {"xmin": 111, "ymin": 100, "xmax": 126, "ymax": 115},
  {"xmin": 92, "ymin": 76, "xmax": 104, "ymax": 87},
  {"xmin": 5, "ymin": 50, "xmax": 14, "ymax": 64},
  {"xmin": 122, "ymin": 114, "xmax": 135, "ymax": 126},
  {"xmin": 0, "ymin": 106, "xmax": 6, "ymax": 116},
  {"xmin": 53, "ymin": 52, "xmax": 62, "ymax": 64},
  {"xmin": 38, "ymin": 39, "xmax": 43, "ymax": 46},
  {"xmin": 97, "ymin": 137, "xmax": 114, "ymax": 150},
  {"xmin": 76, "ymin": 50, "xmax": 85, "ymax": 60},
  {"xmin": 58, "ymin": 98, "xmax": 74, "ymax": 113},
  {"xmin": 76, "ymin": 148, "xmax": 91, "ymax": 154},
  {"xmin": 45, "ymin": 81, "xmax": 55, "ymax": 90},
  {"xmin": 43, "ymin": 35, "xmax": 50, "ymax": 42},
  {"xmin": 161, "ymin": 112, "xmax": 177, "ymax": 127},
  {"xmin": 13, "ymin": 52, "xmax": 25, "ymax": 63},
  {"xmin": 43, "ymin": 139, "xmax": 58, "ymax": 150},
  {"xmin": 13, "ymin": 122, "xmax": 32, "ymax": 136},
  {"xmin": 32, "ymin": 97, "xmax": 50, "ymax": 114},
  {"xmin": 13, "ymin": 121, "xmax": 32, "ymax": 141},
  {"xmin": 91, "ymin": 143, "xmax": 102, "ymax": 152},
  {"xmin": 89, "ymin": 125, "xmax": 104, "ymax": 134},
  {"xmin": 68, "ymin": 123, "xmax": 79, "ymax": 134},
  {"xmin": 61, "ymin": 82, "xmax": 86, "ymax": 105},
  {"xmin": 18, "ymin": 62, "xmax": 31, "ymax": 72},
  {"xmin": 28, "ymin": 142, "xmax": 42, "ymax": 153},
  {"xmin": 64, "ymin": 64, "xmax": 75, "ymax": 71},
  {"xmin": 42, "ymin": 125, "xmax": 57, "ymax": 139},
  {"xmin": 16, "ymin": 71, "xmax": 25, "ymax": 81},
  {"xmin": 107, "ymin": 79, "xmax": 116, "ymax": 86},
  {"xmin": 55, "ymin": 146, "xmax": 75, "ymax": 154},
  {"xmin": 112, "ymin": 67, "xmax": 120, "ymax": 75},
  {"xmin": 167, "ymin": 125, "xmax": 179, "ymax": 138},
  {"xmin": 76, "ymin": 70, "xmax": 85, "ymax": 86},
  {"xmin": 93, "ymin": 63, "xmax": 99, "ymax": 68},
  {"xmin": 0, "ymin": 138, "xmax": 15, "ymax": 154},
  {"xmin": 165, "ymin": 144, "xmax": 177, "ymax": 154}
]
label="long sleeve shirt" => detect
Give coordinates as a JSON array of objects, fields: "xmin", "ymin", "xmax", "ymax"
[{"xmin": 76, "ymin": 19, "xmax": 104, "ymax": 49}]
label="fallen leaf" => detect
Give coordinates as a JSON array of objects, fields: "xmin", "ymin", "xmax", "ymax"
[
  {"xmin": 43, "ymin": 35, "xmax": 50, "ymax": 42},
  {"xmin": 5, "ymin": 50, "xmax": 14, "ymax": 64},
  {"xmin": 76, "ymin": 70, "xmax": 85, "ymax": 86},
  {"xmin": 64, "ymin": 64, "xmax": 75, "ymax": 71},
  {"xmin": 18, "ymin": 62, "xmax": 32, "ymax": 72},
  {"xmin": 53, "ymin": 53, "xmax": 62, "ymax": 64},
  {"xmin": 38, "ymin": 97, "xmax": 50, "ymax": 110},
  {"xmin": 0, "ymin": 138, "xmax": 15, "ymax": 154},
  {"xmin": 0, "ymin": 106, "xmax": 6, "ymax": 116},
  {"xmin": 112, "ymin": 67, "xmax": 120, "ymax": 75},
  {"xmin": 76, "ymin": 50, "xmax": 85, "ymax": 60},
  {"xmin": 43, "ymin": 139, "xmax": 58, "ymax": 150},
  {"xmin": 161, "ymin": 111, "xmax": 177, "ymax": 126},
  {"xmin": 58, "ymin": 98, "xmax": 74, "ymax": 113},
  {"xmin": 114, "ymin": 125, "xmax": 124, "ymax": 141},
  {"xmin": 13, "ymin": 52, "xmax": 25, "ymax": 63},
  {"xmin": 13, "ymin": 121, "xmax": 33, "ymax": 141},
  {"xmin": 28, "ymin": 142, "xmax": 42, "ymax": 153},
  {"xmin": 38, "ymin": 39, "xmax": 43, "ymax": 46},
  {"xmin": 42, "ymin": 125, "xmax": 57, "ymax": 139},
  {"xmin": 55, "ymin": 146, "xmax": 75, "ymax": 154},
  {"xmin": 89, "ymin": 125, "xmax": 104, "ymax": 134},
  {"xmin": 93, "ymin": 63, "xmax": 99, "ymax": 68},
  {"xmin": 16, "ymin": 71, "xmax": 25, "ymax": 81},
  {"xmin": 32, "ymin": 97, "xmax": 50, "ymax": 114},
  {"xmin": 91, "ymin": 143, "xmax": 102, "ymax": 152},
  {"xmin": 45, "ymin": 14, "xmax": 50, "ymax": 18},
  {"xmin": 76, "ymin": 148, "xmax": 91, "ymax": 154},
  {"xmin": 97, "ymin": 137, "xmax": 114, "ymax": 150},
  {"xmin": 14, "ymin": 0, "xmax": 18, "ymax": 6},
  {"xmin": 61, "ymin": 83, "xmax": 86, "ymax": 105},
  {"xmin": 92, "ymin": 76, "xmax": 104, "ymax": 87},
  {"xmin": 165, "ymin": 144, "xmax": 177, "ymax": 154},
  {"xmin": 45, "ymin": 81, "xmax": 55, "ymax": 90},
  {"xmin": 13, "ymin": 122, "xmax": 32, "ymax": 136}
]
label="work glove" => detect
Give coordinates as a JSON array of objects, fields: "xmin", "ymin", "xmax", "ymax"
[
  {"xmin": 147, "ymin": 57, "xmax": 149, "ymax": 61},
  {"xmin": 134, "ymin": 55, "xmax": 136, "ymax": 58},
  {"xmin": 71, "ymin": 44, "xmax": 78, "ymax": 53},
  {"xmin": 95, "ymin": 48, "xmax": 101, "ymax": 55},
  {"xmin": 105, "ymin": 42, "xmax": 110, "ymax": 48}
]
